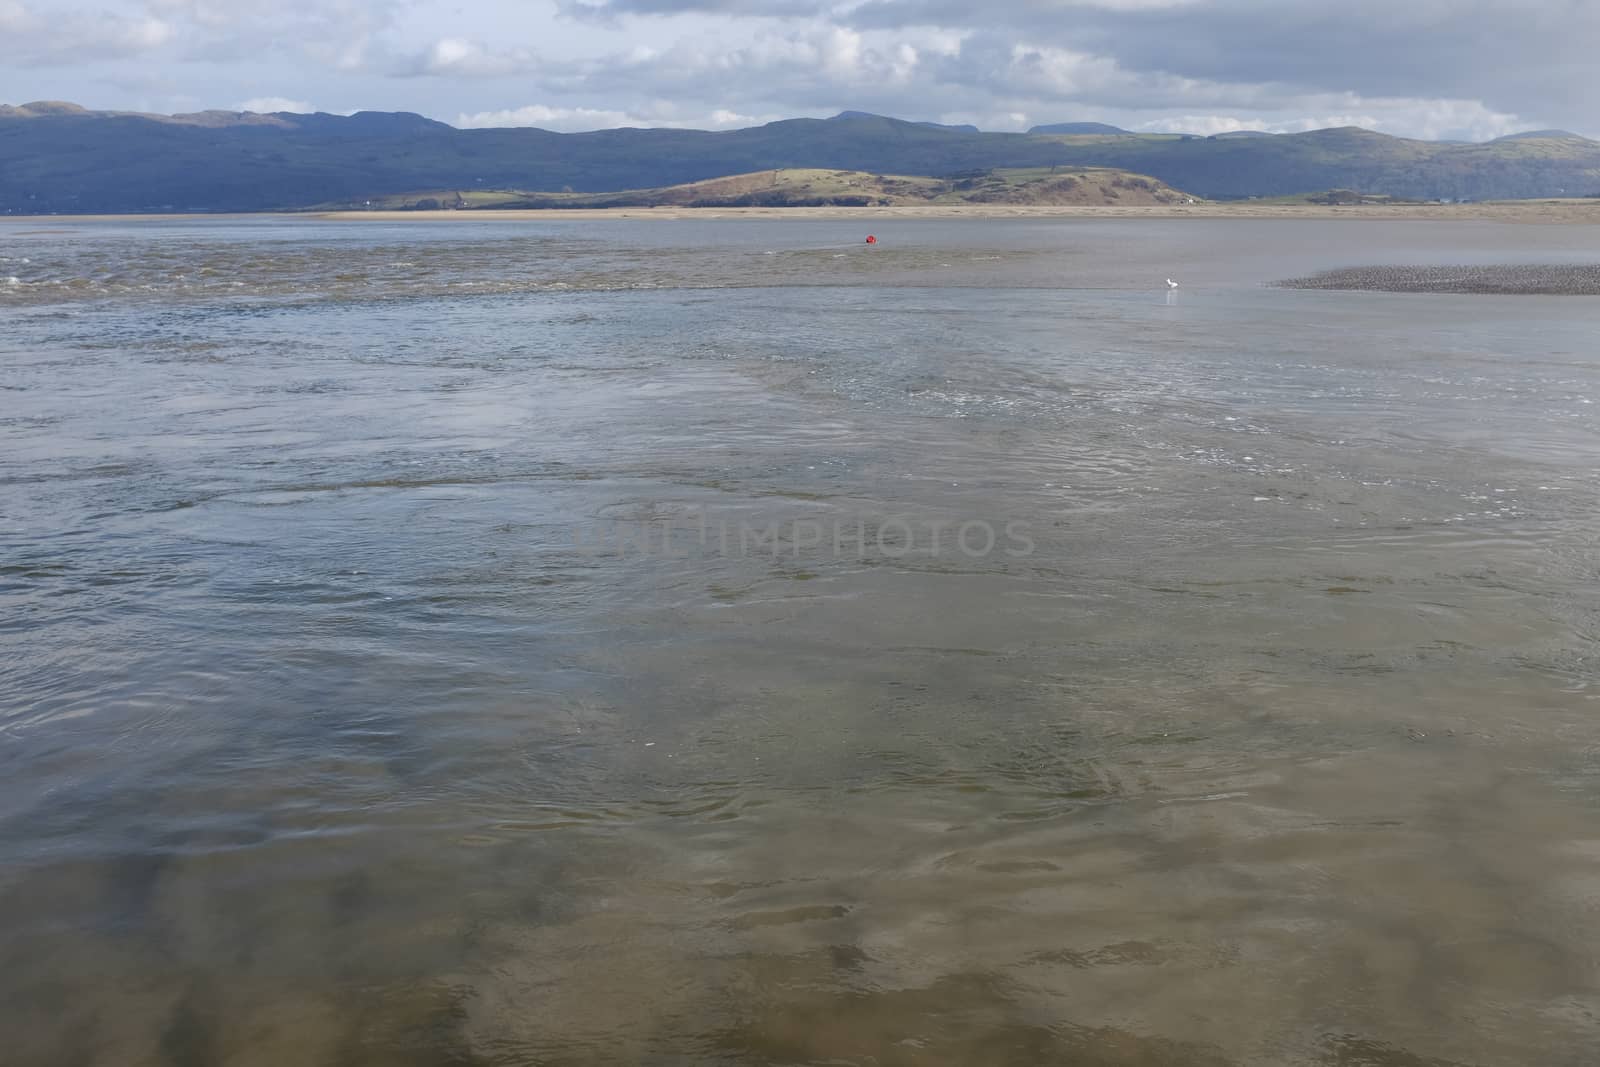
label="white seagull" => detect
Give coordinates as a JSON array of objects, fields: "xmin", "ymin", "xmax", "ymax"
[{"xmin": 1166, "ymin": 278, "xmax": 1179, "ymax": 289}]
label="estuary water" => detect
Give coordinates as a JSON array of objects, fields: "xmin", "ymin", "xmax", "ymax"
[{"xmin": 3, "ymin": 216, "xmax": 1600, "ymax": 1066}]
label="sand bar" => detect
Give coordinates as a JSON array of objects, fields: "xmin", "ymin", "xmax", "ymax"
[
  {"xmin": 1277, "ymin": 263, "xmax": 1600, "ymax": 295},
  {"xmin": 6, "ymin": 200, "xmax": 1600, "ymax": 225}
]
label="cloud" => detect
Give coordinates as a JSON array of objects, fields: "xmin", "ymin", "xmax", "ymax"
[
  {"xmin": 558, "ymin": 0, "xmax": 823, "ymax": 18},
  {"xmin": 542, "ymin": 0, "xmax": 1591, "ymax": 134},
  {"xmin": 457, "ymin": 103, "xmax": 643, "ymax": 129},
  {"xmin": 0, "ymin": 2, "xmax": 173, "ymax": 65},
  {"xmin": 456, "ymin": 102, "xmax": 772, "ymax": 131},
  {"xmin": 234, "ymin": 96, "xmax": 314, "ymax": 114},
  {"xmin": 409, "ymin": 37, "xmax": 533, "ymax": 77},
  {"xmin": 841, "ymin": 0, "xmax": 1596, "ymax": 123},
  {"xmin": 539, "ymin": 23, "xmax": 934, "ymax": 107},
  {"xmin": 388, "ymin": 12, "xmax": 1548, "ymax": 142},
  {"xmin": 1, "ymin": 0, "xmax": 1591, "ymax": 141},
  {"xmin": 142, "ymin": 0, "xmax": 401, "ymax": 68}
]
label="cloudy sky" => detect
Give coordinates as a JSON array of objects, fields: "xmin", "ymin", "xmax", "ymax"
[{"xmin": 2, "ymin": 0, "xmax": 1595, "ymax": 139}]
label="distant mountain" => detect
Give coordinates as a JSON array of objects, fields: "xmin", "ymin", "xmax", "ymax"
[
  {"xmin": 4, "ymin": 104, "xmax": 1600, "ymax": 213},
  {"xmin": 829, "ymin": 111, "xmax": 979, "ymax": 133},
  {"xmin": 1492, "ymin": 130, "xmax": 1585, "ymax": 141},
  {"xmin": 1210, "ymin": 130, "xmax": 1274, "ymax": 140},
  {"xmin": 0, "ymin": 99, "xmax": 450, "ymax": 132},
  {"xmin": 1028, "ymin": 122, "xmax": 1130, "ymax": 135},
  {"xmin": 0, "ymin": 100, "xmax": 90, "ymax": 117}
]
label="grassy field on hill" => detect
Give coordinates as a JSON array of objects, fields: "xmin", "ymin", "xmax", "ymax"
[{"xmin": 319, "ymin": 167, "xmax": 1199, "ymax": 212}]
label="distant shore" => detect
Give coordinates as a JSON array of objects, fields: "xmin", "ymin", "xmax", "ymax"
[
  {"xmin": 316, "ymin": 200, "xmax": 1600, "ymax": 223},
  {"xmin": 7, "ymin": 200, "xmax": 1600, "ymax": 225}
]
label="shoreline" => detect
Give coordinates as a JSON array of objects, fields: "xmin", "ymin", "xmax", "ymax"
[
  {"xmin": 5, "ymin": 201, "xmax": 1600, "ymax": 225},
  {"xmin": 320, "ymin": 201, "xmax": 1600, "ymax": 224}
]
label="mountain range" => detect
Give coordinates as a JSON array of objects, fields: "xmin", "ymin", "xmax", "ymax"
[{"xmin": 3, "ymin": 102, "xmax": 1599, "ymax": 213}]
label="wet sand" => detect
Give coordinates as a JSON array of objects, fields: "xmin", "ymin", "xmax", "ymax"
[{"xmin": 1278, "ymin": 263, "xmax": 1600, "ymax": 295}]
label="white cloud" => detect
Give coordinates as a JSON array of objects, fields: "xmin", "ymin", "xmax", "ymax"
[
  {"xmin": 143, "ymin": 0, "xmax": 399, "ymax": 69},
  {"xmin": 415, "ymin": 37, "xmax": 530, "ymax": 77},
  {"xmin": 1133, "ymin": 97, "xmax": 1524, "ymax": 142},
  {"xmin": 234, "ymin": 96, "xmax": 314, "ymax": 113},
  {"xmin": 457, "ymin": 103, "xmax": 643, "ymax": 129},
  {"xmin": 0, "ymin": 0, "xmax": 1590, "ymax": 141},
  {"xmin": 456, "ymin": 102, "xmax": 775, "ymax": 131},
  {"xmin": 0, "ymin": 2, "xmax": 173, "ymax": 64}
]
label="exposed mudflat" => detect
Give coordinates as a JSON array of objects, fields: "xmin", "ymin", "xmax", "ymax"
[{"xmin": 1277, "ymin": 263, "xmax": 1600, "ymax": 294}]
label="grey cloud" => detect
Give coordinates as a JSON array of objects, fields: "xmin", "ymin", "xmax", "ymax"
[
  {"xmin": 1, "ymin": 2, "xmax": 174, "ymax": 65},
  {"xmin": 558, "ymin": 0, "xmax": 1597, "ymax": 129},
  {"xmin": 843, "ymin": 0, "xmax": 1600, "ymax": 122},
  {"xmin": 365, "ymin": 19, "xmax": 1535, "ymax": 141},
  {"xmin": 4, "ymin": 0, "xmax": 1585, "ymax": 141},
  {"xmin": 558, "ymin": 0, "xmax": 824, "ymax": 17},
  {"xmin": 137, "ymin": 0, "xmax": 401, "ymax": 67}
]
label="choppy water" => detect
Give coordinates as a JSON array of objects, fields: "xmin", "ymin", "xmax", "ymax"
[{"xmin": 3, "ymin": 216, "xmax": 1600, "ymax": 1066}]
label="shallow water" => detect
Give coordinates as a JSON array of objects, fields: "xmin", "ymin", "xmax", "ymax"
[{"xmin": 3, "ymin": 216, "xmax": 1600, "ymax": 1066}]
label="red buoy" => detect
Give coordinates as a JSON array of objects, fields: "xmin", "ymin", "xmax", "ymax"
[{"xmin": 865, "ymin": 235, "xmax": 878, "ymax": 244}]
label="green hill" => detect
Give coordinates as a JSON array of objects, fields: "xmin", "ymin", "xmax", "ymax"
[
  {"xmin": 318, "ymin": 167, "xmax": 1198, "ymax": 211},
  {"xmin": 3, "ymin": 103, "xmax": 1599, "ymax": 214},
  {"xmin": 1027, "ymin": 122, "xmax": 1131, "ymax": 135}
]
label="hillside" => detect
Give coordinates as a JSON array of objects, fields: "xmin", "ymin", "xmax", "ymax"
[
  {"xmin": 3, "ymin": 103, "xmax": 1600, "ymax": 213},
  {"xmin": 1028, "ymin": 122, "xmax": 1130, "ymax": 135},
  {"xmin": 324, "ymin": 167, "xmax": 1197, "ymax": 211},
  {"xmin": 830, "ymin": 111, "xmax": 979, "ymax": 133}
]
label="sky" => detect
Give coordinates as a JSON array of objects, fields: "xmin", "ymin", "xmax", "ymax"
[{"xmin": 2, "ymin": 0, "xmax": 1596, "ymax": 140}]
